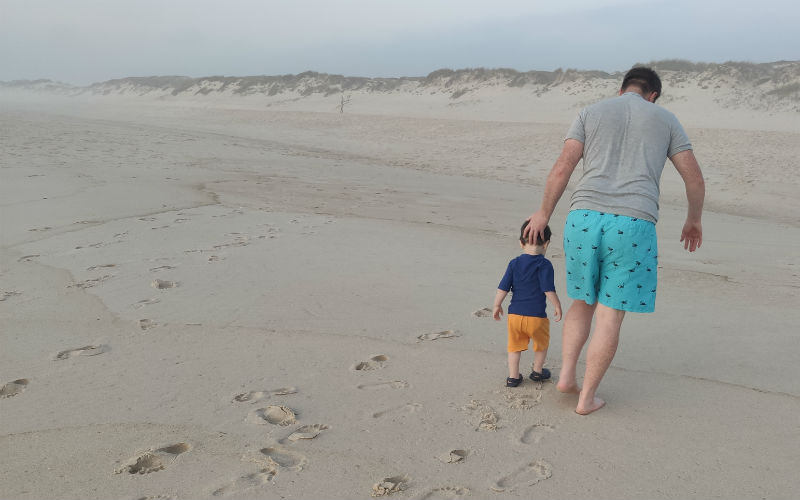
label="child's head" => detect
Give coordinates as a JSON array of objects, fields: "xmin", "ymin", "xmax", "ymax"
[{"xmin": 520, "ymin": 221, "xmax": 551, "ymax": 247}]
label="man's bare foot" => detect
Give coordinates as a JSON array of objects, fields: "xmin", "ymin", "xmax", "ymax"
[
  {"xmin": 575, "ymin": 397, "xmax": 605, "ymax": 415},
  {"xmin": 556, "ymin": 381, "xmax": 581, "ymax": 394}
]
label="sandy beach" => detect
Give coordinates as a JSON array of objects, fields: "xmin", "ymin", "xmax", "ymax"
[{"xmin": 1, "ymin": 76, "xmax": 799, "ymax": 499}]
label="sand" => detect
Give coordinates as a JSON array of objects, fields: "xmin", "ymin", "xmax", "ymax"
[{"xmin": 1, "ymin": 86, "xmax": 799, "ymax": 499}]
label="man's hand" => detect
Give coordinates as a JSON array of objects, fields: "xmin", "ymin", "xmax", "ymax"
[
  {"xmin": 680, "ymin": 219, "xmax": 702, "ymax": 252},
  {"xmin": 493, "ymin": 304, "xmax": 504, "ymax": 321},
  {"xmin": 671, "ymin": 150, "xmax": 704, "ymax": 253},
  {"xmin": 524, "ymin": 210, "xmax": 550, "ymax": 245}
]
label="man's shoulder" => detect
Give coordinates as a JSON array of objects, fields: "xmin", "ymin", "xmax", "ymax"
[
  {"xmin": 587, "ymin": 94, "xmax": 683, "ymax": 124},
  {"xmin": 585, "ymin": 94, "xmax": 625, "ymax": 111}
]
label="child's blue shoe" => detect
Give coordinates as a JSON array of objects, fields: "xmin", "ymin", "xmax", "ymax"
[
  {"xmin": 529, "ymin": 368, "xmax": 551, "ymax": 381},
  {"xmin": 506, "ymin": 375, "xmax": 523, "ymax": 387}
]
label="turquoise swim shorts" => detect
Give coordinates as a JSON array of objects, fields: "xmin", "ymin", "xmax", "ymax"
[{"xmin": 563, "ymin": 209, "xmax": 658, "ymax": 313}]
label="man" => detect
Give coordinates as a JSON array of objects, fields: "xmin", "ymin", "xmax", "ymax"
[{"xmin": 523, "ymin": 67, "xmax": 705, "ymax": 415}]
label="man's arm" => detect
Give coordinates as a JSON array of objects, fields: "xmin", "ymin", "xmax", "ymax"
[
  {"xmin": 670, "ymin": 149, "xmax": 705, "ymax": 252},
  {"xmin": 523, "ymin": 139, "xmax": 584, "ymax": 244}
]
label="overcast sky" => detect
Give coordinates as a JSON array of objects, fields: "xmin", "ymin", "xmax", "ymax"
[{"xmin": 1, "ymin": 0, "xmax": 798, "ymax": 85}]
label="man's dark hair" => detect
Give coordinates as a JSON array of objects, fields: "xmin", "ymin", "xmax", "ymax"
[
  {"xmin": 621, "ymin": 66, "xmax": 662, "ymax": 102},
  {"xmin": 520, "ymin": 221, "xmax": 551, "ymax": 246}
]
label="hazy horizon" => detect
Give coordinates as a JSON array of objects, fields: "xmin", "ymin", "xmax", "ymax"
[{"xmin": 2, "ymin": 0, "xmax": 798, "ymax": 86}]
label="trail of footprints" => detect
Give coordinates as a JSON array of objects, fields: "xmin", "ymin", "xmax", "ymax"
[
  {"xmin": 349, "ymin": 340, "xmax": 556, "ymax": 496},
  {"xmin": 15, "ymin": 215, "xmax": 365, "ymax": 494},
  {"xmin": 16, "ymin": 240, "xmax": 554, "ymax": 497},
  {"xmin": 212, "ymin": 384, "xmax": 331, "ymax": 496},
  {"xmin": 3, "ymin": 341, "xmax": 111, "ymax": 401}
]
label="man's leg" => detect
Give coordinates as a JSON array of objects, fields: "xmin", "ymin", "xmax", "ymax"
[
  {"xmin": 557, "ymin": 299, "xmax": 597, "ymax": 393},
  {"xmin": 576, "ymin": 303, "xmax": 625, "ymax": 415}
]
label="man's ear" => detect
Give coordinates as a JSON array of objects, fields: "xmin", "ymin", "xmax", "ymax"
[{"xmin": 647, "ymin": 91, "xmax": 659, "ymax": 103}]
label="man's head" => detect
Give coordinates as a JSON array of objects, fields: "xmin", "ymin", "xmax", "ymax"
[
  {"xmin": 520, "ymin": 220, "xmax": 551, "ymax": 247},
  {"xmin": 621, "ymin": 66, "xmax": 662, "ymax": 103}
]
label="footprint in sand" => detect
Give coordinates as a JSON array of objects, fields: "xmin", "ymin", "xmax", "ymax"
[
  {"xmin": 212, "ymin": 466, "xmax": 277, "ymax": 497},
  {"xmin": 134, "ymin": 298, "xmax": 161, "ymax": 309},
  {"xmin": 285, "ymin": 424, "xmax": 330, "ymax": 442},
  {"xmin": 356, "ymin": 380, "xmax": 409, "ymax": 391},
  {"xmin": 258, "ymin": 446, "xmax": 307, "ymax": 471},
  {"xmin": 0, "ymin": 291, "xmax": 22, "ymax": 302},
  {"xmin": 246, "ymin": 406, "xmax": 297, "ymax": 426},
  {"xmin": 436, "ymin": 449, "xmax": 470, "ymax": 464},
  {"xmin": 213, "ymin": 235, "xmax": 250, "ymax": 249},
  {"xmin": 0, "ymin": 379, "xmax": 29, "ymax": 399},
  {"xmin": 353, "ymin": 355, "xmax": 388, "ymax": 371},
  {"xmin": 139, "ymin": 319, "xmax": 158, "ymax": 330},
  {"xmin": 53, "ymin": 345, "xmax": 108, "ymax": 361},
  {"xmin": 472, "ymin": 307, "xmax": 493, "ymax": 317},
  {"xmin": 116, "ymin": 443, "xmax": 192, "ymax": 475},
  {"xmin": 17, "ymin": 254, "xmax": 40, "ymax": 262},
  {"xmin": 270, "ymin": 387, "xmax": 297, "ymax": 396},
  {"xmin": 371, "ymin": 475, "xmax": 409, "ymax": 497},
  {"xmin": 69, "ymin": 275, "xmax": 113, "ymax": 289},
  {"xmin": 520, "ymin": 424, "xmax": 555, "ymax": 445},
  {"xmin": 233, "ymin": 387, "xmax": 297, "ymax": 403},
  {"xmin": 502, "ymin": 389, "xmax": 543, "ymax": 410},
  {"xmin": 372, "ymin": 403, "xmax": 422, "ymax": 419},
  {"xmin": 234, "ymin": 391, "xmax": 270, "ymax": 403},
  {"xmin": 87, "ymin": 264, "xmax": 117, "ymax": 271},
  {"xmin": 491, "ymin": 459, "xmax": 552, "ymax": 492},
  {"xmin": 417, "ymin": 330, "xmax": 460, "ymax": 342},
  {"xmin": 151, "ymin": 279, "xmax": 179, "ymax": 290},
  {"xmin": 149, "ymin": 265, "xmax": 176, "ymax": 272},
  {"xmin": 420, "ymin": 486, "xmax": 470, "ymax": 499},
  {"xmin": 460, "ymin": 400, "xmax": 499, "ymax": 431}
]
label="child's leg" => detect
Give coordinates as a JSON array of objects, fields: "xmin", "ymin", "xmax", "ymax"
[
  {"xmin": 532, "ymin": 348, "xmax": 548, "ymax": 373},
  {"xmin": 530, "ymin": 317, "xmax": 550, "ymax": 374},
  {"xmin": 508, "ymin": 351, "xmax": 522, "ymax": 378},
  {"xmin": 507, "ymin": 314, "xmax": 526, "ymax": 379}
]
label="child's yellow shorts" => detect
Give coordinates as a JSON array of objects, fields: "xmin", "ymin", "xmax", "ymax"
[{"xmin": 507, "ymin": 314, "xmax": 550, "ymax": 353}]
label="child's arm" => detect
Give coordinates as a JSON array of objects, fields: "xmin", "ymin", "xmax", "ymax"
[
  {"xmin": 545, "ymin": 291, "xmax": 562, "ymax": 321},
  {"xmin": 493, "ymin": 289, "xmax": 508, "ymax": 320}
]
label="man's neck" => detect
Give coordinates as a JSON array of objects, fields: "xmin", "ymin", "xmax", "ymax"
[{"xmin": 622, "ymin": 88, "xmax": 645, "ymax": 98}]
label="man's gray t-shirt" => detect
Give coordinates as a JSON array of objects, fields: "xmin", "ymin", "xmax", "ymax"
[{"xmin": 565, "ymin": 92, "xmax": 692, "ymax": 223}]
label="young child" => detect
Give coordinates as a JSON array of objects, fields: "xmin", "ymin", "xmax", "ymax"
[{"xmin": 494, "ymin": 221, "xmax": 562, "ymax": 387}]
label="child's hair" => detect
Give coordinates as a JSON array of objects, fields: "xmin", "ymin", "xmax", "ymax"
[{"xmin": 520, "ymin": 221, "xmax": 551, "ymax": 246}]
